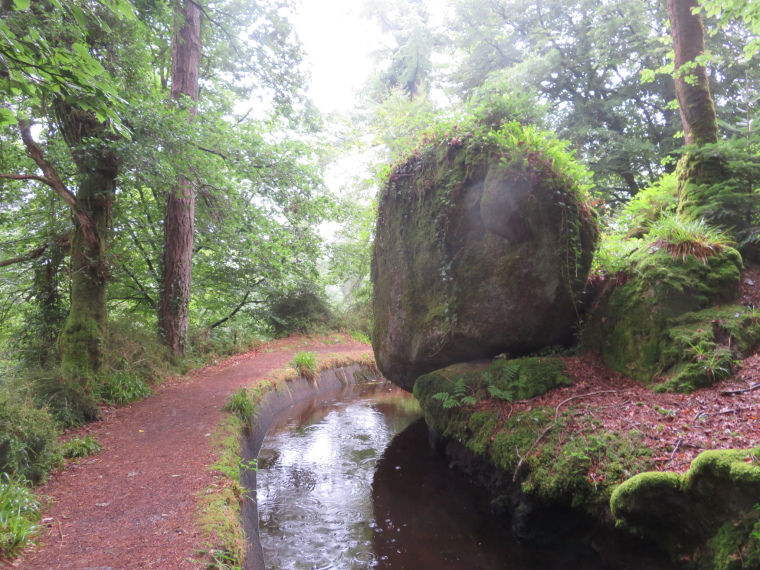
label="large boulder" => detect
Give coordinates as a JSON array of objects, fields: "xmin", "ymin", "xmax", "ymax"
[{"xmin": 371, "ymin": 122, "xmax": 598, "ymax": 391}]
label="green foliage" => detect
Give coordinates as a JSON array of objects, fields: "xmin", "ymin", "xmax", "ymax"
[
  {"xmin": 0, "ymin": 394, "xmax": 60, "ymax": 483},
  {"xmin": 0, "ymin": 0, "xmax": 135, "ymax": 130},
  {"xmin": 696, "ymin": 0, "xmax": 760, "ymax": 60},
  {"xmin": 615, "ymin": 173, "xmax": 680, "ymax": 237},
  {"xmin": 346, "ymin": 330, "xmax": 371, "ymax": 345},
  {"xmin": 61, "ymin": 435, "xmax": 101, "ymax": 459},
  {"xmin": 267, "ymin": 288, "xmax": 334, "ymax": 338},
  {"xmin": 221, "ymin": 389, "xmax": 255, "ymax": 430},
  {"xmin": 0, "ymin": 474, "xmax": 41, "ymax": 559},
  {"xmin": 290, "ymin": 351, "xmax": 318, "ymax": 381},
  {"xmin": 592, "ymin": 233, "xmax": 643, "ymax": 276},
  {"xmin": 487, "ymin": 357, "xmax": 572, "ymax": 401},
  {"xmin": 648, "ymin": 214, "xmax": 733, "ymax": 263},
  {"xmin": 98, "ymin": 372, "xmax": 151, "ymax": 406},
  {"xmin": 431, "ymin": 378, "xmax": 480, "ymax": 409}
]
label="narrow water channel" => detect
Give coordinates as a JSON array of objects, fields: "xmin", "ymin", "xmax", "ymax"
[{"xmin": 255, "ymin": 381, "xmax": 610, "ymax": 570}]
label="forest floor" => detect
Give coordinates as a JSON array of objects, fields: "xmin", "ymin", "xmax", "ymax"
[{"xmin": 13, "ymin": 334, "xmax": 371, "ymax": 569}]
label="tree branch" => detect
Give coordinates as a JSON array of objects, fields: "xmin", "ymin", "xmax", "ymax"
[
  {"xmin": 0, "ymin": 234, "xmax": 71, "ymax": 269},
  {"xmin": 0, "ymin": 245, "xmax": 48, "ymax": 268},
  {"xmin": 17, "ymin": 120, "xmax": 99, "ymax": 248},
  {"xmin": 208, "ymin": 281, "xmax": 265, "ymax": 329},
  {"xmin": 0, "ymin": 173, "xmax": 52, "ymax": 185}
]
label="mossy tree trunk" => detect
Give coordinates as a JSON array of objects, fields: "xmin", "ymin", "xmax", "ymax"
[
  {"xmin": 50, "ymin": 103, "xmax": 118, "ymax": 372},
  {"xmin": 667, "ymin": 0, "xmax": 735, "ymax": 228},
  {"xmin": 158, "ymin": 0, "xmax": 201, "ymax": 355},
  {"xmin": 17, "ymin": 111, "xmax": 116, "ymax": 373}
]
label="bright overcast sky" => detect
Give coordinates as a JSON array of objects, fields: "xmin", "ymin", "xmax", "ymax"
[{"xmin": 291, "ymin": 0, "xmax": 382, "ymax": 114}]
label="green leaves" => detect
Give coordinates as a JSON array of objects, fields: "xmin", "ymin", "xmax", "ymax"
[
  {"xmin": 0, "ymin": 109, "xmax": 15, "ymax": 126},
  {"xmin": 0, "ymin": 0, "xmax": 138, "ymax": 134}
]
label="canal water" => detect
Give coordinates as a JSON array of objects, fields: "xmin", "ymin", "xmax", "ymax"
[{"xmin": 255, "ymin": 381, "xmax": 609, "ymax": 570}]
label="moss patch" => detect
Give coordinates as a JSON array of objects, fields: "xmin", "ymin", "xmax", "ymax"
[{"xmin": 610, "ymin": 446, "xmax": 760, "ymax": 566}]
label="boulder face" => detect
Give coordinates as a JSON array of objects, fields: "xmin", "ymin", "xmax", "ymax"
[{"xmin": 371, "ymin": 125, "xmax": 598, "ymax": 391}]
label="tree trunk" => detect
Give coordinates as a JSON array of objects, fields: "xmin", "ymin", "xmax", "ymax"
[
  {"xmin": 667, "ymin": 0, "xmax": 736, "ymax": 229},
  {"xmin": 32, "ymin": 236, "xmax": 69, "ymax": 366},
  {"xmin": 60, "ymin": 167, "xmax": 114, "ymax": 371},
  {"xmin": 668, "ymin": 0, "xmax": 717, "ymax": 148},
  {"xmin": 158, "ymin": 0, "xmax": 201, "ymax": 355},
  {"xmin": 52, "ymin": 104, "xmax": 118, "ymax": 372}
]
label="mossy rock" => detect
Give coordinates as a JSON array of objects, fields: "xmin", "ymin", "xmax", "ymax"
[
  {"xmin": 414, "ymin": 358, "xmax": 654, "ymax": 516},
  {"xmin": 652, "ymin": 306, "xmax": 760, "ymax": 393},
  {"xmin": 372, "ymin": 122, "xmax": 598, "ymax": 391},
  {"xmin": 610, "ymin": 446, "xmax": 760, "ymax": 565},
  {"xmin": 583, "ymin": 246, "xmax": 743, "ymax": 389}
]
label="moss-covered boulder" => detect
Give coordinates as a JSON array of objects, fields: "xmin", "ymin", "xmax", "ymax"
[
  {"xmin": 372, "ymin": 122, "xmax": 598, "ymax": 390},
  {"xmin": 611, "ymin": 447, "xmax": 760, "ymax": 567},
  {"xmin": 583, "ymin": 245, "xmax": 744, "ymax": 390}
]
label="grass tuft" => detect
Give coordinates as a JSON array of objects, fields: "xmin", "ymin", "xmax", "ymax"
[
  {"xmin": 221, "ymin": 389, "xmax": 255, "ymax": 430},
  {"xmin": 290, "ymin": 351, "xmax": 318, "ymax": 381},
  {"xmin": 61, "ymin": 435, "xmax": 101, "ymax": 459},
  {"xmin": 98, "ymin": 372, "xmax": 152, "ymax": 406},
  {"xmin": 0, "ymin": 474, "xmax": 41, "ymax": 558},
  {"xmin": 648, "ymin": 215, "xmax": 733, "ymax": 264}
]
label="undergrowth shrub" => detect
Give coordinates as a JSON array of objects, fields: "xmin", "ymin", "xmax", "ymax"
[
  {"xmin": 267, "ymin": 288, "xmax": 334, "ymax": 337},
  {"xmin": 0, "ymin": 474, "xmax": 41, "ymax": 558},
  {"xmin": 334, "ymin": 298, "xmax": 373, "ymax": 342},
  {"xmin": 0, "ymin": 395, "xmax": 60, "ymax": 483},
  {"xmin": 103, "ymin": 320, "xmax": 176, "ymax": 382},
  {"xmin": 29, "ymin": 370, "xmax": 100, "ymax": 428}
]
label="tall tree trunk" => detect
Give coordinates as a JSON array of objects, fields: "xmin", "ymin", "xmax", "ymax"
[
  {"xmin": 52, "ymin": 104, "xmax": 118, "ymax": 372},
  {"xmin": 158, "ymin": 0, "xmax": 201, "ymax": 355},
  {"xmin": 667, "ymin": 0, "xmax": 737, "ymax": 229}
]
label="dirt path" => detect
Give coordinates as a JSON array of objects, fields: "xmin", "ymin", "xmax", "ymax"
[{"xmin": 17, "ymin": 335, "xmax": 370, "ymax": 569}]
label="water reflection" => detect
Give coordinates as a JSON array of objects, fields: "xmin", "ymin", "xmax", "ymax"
[
  {"xmin": 256, "ymin": 382, "xmax": 607, "ymax": 570},
  {"xmin": 256, "ymin": 382, "xmax": 418, "ymax": 570},
  {"xmin": 372, "ymin": 419, "xmax": 603, "ymax": 569}
]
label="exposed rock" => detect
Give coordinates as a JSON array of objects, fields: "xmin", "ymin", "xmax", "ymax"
[{"xmin": 372, "ymin": 123, "xmax": 598, "ymax": 390}]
